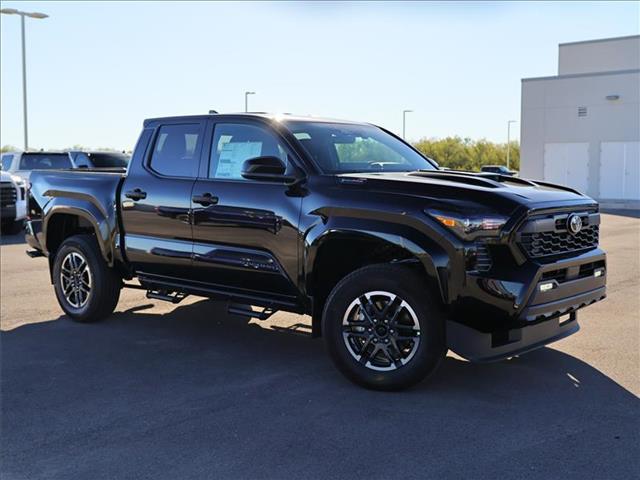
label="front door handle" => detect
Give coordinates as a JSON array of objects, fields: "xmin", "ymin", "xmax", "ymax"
[
  {"xmin": 125, "ymin": 188, "xmax": 147, "ymax": 201},
  {"xmin": 192, "ymin": 193, "xmax": 218, "ymax": 206}
]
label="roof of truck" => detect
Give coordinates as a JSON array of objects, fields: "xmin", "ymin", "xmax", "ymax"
[{"xmin": 143, "ymin": 112, "xmax": 366, "ymax": 127}]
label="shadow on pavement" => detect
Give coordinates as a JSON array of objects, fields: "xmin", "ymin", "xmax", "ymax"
[{"xmin": 2, "ymin": 299, "xmax": 639, "ymax": 479}]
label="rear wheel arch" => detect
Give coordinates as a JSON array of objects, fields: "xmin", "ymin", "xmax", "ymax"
[{"xmin": 45, "ymin": 209, "xmax": 112, "ymax": 273}]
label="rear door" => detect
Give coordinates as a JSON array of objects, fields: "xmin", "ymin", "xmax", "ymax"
[
  {"xmin": 120, "ymin": 120, "xmax": 205, "ymax": 280},
  {"xmin": 190, "ymin": 119, "xmax": 303, "ymax": 302}
]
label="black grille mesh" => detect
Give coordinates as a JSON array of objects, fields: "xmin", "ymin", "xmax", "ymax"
[
  {"xmin": 0, "ymin": 182, "xmax": 17, "ymax": 207},
  {"xmin": 519, "ymin": 225, "xmax": 599, "ymax": 258}
]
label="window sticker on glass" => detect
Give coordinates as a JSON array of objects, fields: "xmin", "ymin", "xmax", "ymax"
[{"xmin": 215, "ymin": 142, "xmax": 262, "ymax": 179}]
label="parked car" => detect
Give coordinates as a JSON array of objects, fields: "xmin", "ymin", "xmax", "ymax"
[
  {"xmin": 481, "ymin": 165, "xmax": 517, "ymax": 176},
  {"xmin": 0, "ymin": 170, "xmax": 27, "ymax": 233},
  {"xmin": 25, "ymin": 113, "xmax": 607, "ymax": 390},
  {"xmin": 1, "ymin": 150, "xmax": 128, "ymax": 182},
  {"xmin": 1, "ymin": 151, "xmax": 73, "ymax": 182},
  {"xmin": 68, "ymin": 151, "xmax": 130, "ymax": 169}
]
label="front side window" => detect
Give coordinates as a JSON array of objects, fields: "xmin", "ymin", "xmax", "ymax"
[
  {"xmin": 19, "ymin": 153, "xmax": 72, "ymax": 170},
  {"xmin": 209, "ymin": 123, "xmax": 289, "ymax": 180},
  {"xmin": 149, "ymin": 124, "xmax": 201, "ymax": 177},
  {"xmin": 1, "ymin": 154, "xmax": 13, "ymax": 170},
  {"xmin": 285, "ymin": 121, "xmax": 436, "ymax": 174}
]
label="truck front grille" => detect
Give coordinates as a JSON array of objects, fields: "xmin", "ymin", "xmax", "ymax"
[
  {"xmin": 0, "ymin": 182, "xmax": 17, "ymax": 207},
  {"xmin": 517, "ymin": 210, "xmax": 599, "ymax": 259}
]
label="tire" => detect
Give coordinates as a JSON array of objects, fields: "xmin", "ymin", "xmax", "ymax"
[
  {"xmin": 322, "ymin": 264, "xmax": 446, "ymax": 391},
  {"xmin": 52, "ymin": 234, "xmax": 121, "ymax": 322}
]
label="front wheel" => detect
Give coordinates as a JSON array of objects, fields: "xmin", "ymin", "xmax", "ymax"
[
  {"xmin": 322, "ymin": 264, "xmax": 446, "ymax": 390},
  {"xmin": 52, "ymin": 234, "xmax": 121, "ymax": 322}
]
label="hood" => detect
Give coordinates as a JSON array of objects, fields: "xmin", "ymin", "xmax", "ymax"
[
  {"xmin": 338, "ymin": 170, "xmax": 597, "ymax": 217},
  {"xmin": 1, "ymin": 170, "xmax": 23, "ymax": 185}
]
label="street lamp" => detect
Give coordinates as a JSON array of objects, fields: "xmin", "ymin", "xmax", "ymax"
[
  {"xmin": 402, "ymin": 109, "xmax": 413, "ymax": 140},
  {"xmin": 506, "ymin": 120, "xmax": 517, "ymax": 170},
  {"xmin": 244, "ymin": 91, "xmax": 256, "ymax": 113},
  {"xmin": 1, "ymin": 8, "xmax": 49, "ymax": 150}
]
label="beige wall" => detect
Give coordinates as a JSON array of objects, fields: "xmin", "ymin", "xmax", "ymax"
[
  {"xmin": 558, "ymin": 36, "xmax": 640, "ymax": 75},
  {"xmin": 520, "ymin": 70, "xmax": 640, "ymax": 199}
]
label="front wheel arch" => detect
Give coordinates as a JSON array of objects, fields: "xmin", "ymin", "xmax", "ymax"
[{"xmin": 307, "ymin": 233, "xmax": 445, "ymax": 337}]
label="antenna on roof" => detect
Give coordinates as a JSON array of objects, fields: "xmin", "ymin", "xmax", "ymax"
[{"xmin": 209, "ymin": 109, "xmax": 219, "ymax": 114}]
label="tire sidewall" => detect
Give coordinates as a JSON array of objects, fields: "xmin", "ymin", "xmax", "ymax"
[
  {"xmin": 53, "ymin": 236, "xmax": 105, "ymax": 320},
  {"xmin": 323, "ymin": 265, "xmax": 445, "ymax": 390}
]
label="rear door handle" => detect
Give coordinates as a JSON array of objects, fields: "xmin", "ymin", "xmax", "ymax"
[
  {"xmin": 125, "ymin": 188, "xmax": 147, "ymax": 201},
  {"xmin": 192, "ymin": 193, "xmax": 218, "ymax": 206}
]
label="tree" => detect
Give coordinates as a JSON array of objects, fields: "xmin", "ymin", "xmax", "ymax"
[
  {"xmin": 412, "ymin": 137, "xmax": 520, "ymax": 171},
  {"xmin": 1, "ymin": 145, "xmax": 19, "ymax": 153}
]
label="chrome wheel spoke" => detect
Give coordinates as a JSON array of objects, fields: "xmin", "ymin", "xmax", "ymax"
[
  {"xmin": 357, "ymin": 296, "xmax": 377, "ymax": 325},
  {"xmin": 343, "ymin": 290, "xmax": 421, "ymax": 372},
  {"xmin": 59, "ymin": 251, "xmax": 92, "ymax": 309}
]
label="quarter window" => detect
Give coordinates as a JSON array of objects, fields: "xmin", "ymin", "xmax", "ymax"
[
  {"xmin": 150, "ymin": 124, "xmax": 201, "ymax": 177},
  {"xmin": 209, "ymin": 123, "xmax": 289, "ymax": 180}
]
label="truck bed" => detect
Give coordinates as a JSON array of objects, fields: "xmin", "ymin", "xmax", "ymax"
[{"xmin": 27, "ymin": 169, "xmax": 126, "ymax": 261}]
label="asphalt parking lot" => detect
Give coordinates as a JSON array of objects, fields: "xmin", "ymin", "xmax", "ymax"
[{"xmin": 1, "ymin": 212, "xmax": 639, "ymax": 480}]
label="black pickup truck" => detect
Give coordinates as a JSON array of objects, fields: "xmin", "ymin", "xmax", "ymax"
[{"xmin": 25, "ymin": 113, "xmax": 607, "ymax": 390}]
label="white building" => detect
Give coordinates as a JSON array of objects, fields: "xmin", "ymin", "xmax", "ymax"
[{"xmin": 520, "ymin": 35, "xmax": 640, "ymax": 205}]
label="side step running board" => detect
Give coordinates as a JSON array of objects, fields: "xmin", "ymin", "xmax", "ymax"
[
  {"xmin": 228, "ymin": 303, "xmax": 277, "ymax": 321},
  {"xmin": 146, "ymin": 289, "xmax": 188, "ymax": 304}
]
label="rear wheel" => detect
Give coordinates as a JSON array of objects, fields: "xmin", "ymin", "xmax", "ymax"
[
  {"xmin": 322, "ymin": 264, "xmax": 446, "ymax": 390},
  {"xmin": 52, "ymin": 234, "xmax": 121, "ymax": 322}
]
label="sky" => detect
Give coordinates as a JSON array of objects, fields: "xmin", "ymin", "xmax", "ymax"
[{"xmin": 1, "ymin": 1, "xmax": 638, "ymax": 151}]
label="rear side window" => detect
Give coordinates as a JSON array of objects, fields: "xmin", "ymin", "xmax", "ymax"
[
  {"xmin": 19, "ymin": 153, "xmax": 72, "ymax": 170},
  {"xmin": 1, "ymin": 154, "xmax": 13, "ymax": 170},
  {"xmin": 149, "ymin": 124, "xmax": 201, "ymax": 177}
]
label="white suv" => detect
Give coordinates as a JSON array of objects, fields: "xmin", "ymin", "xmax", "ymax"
[
  {"xmin": 1, "ymin": 151, "xmax": 129, "ymax": 183},
  {"xmin": 1, "ymin": 151, "xmax": 74, "ymax": 182},
  {"xmin": 0, "ymin": 169, "xmax": 27, "ymax": 233}
]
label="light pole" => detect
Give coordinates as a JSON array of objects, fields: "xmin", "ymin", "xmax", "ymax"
[
  {"xmin": 1, "ymin": 8, "xmax": 49, "ymax": 150},
  {"xmin": 244, "ymin": 91, "xmax": 255, "ymax": 113},
  {"xmin": 402, "ymin": 109, "xmax": 413, "ymax": 140},
  {"xmin": 506, "ymin": 120, "xmax": 517, "ymax": 170}
]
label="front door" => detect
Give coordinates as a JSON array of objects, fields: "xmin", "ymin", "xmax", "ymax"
[
  {"xmin": 120, "ymin": 121, "xmax": 205, "ymax": 280},
  {"xmin": 190, "ymin": 121, "xmax": 303, "ymax": 303}
]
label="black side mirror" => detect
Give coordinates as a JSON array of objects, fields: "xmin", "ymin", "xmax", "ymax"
[{"xmin": 241, "ymin": 156, "xmax": 298, "ymax": 183}]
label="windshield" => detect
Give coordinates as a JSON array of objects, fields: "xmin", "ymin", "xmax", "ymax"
[
  {"xmin": 19, "ymin": 153, "xmax": 72, "ymax": 170},
  {"xmin": 284, "ymin": 121, "xmax": 437, "ymax": 174}
]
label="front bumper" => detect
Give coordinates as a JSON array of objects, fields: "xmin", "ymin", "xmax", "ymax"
[
  {"xmin": 447, "ymin": 312, "xmax": 580, "ymax": 362},
  {"xmin": 447, "ymin": 248, "xmax": 606, "ymax": 362},
  {"xmin": 1, "ymin": 205, "xmax": 16, "ymax": 222}
]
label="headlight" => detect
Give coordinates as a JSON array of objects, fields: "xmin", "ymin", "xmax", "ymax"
[
  {"xmin": 425, "ymin": 209, "xmax": 508, "ymax": 240},
  {"xmin": 10, "ymin": 174, "xmax": 25, "ymax": 187}
]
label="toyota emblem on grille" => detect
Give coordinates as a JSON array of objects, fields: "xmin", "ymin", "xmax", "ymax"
[{"xmin": 567, "ymin": 214, "xmax": 583, "ymax": 235}]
